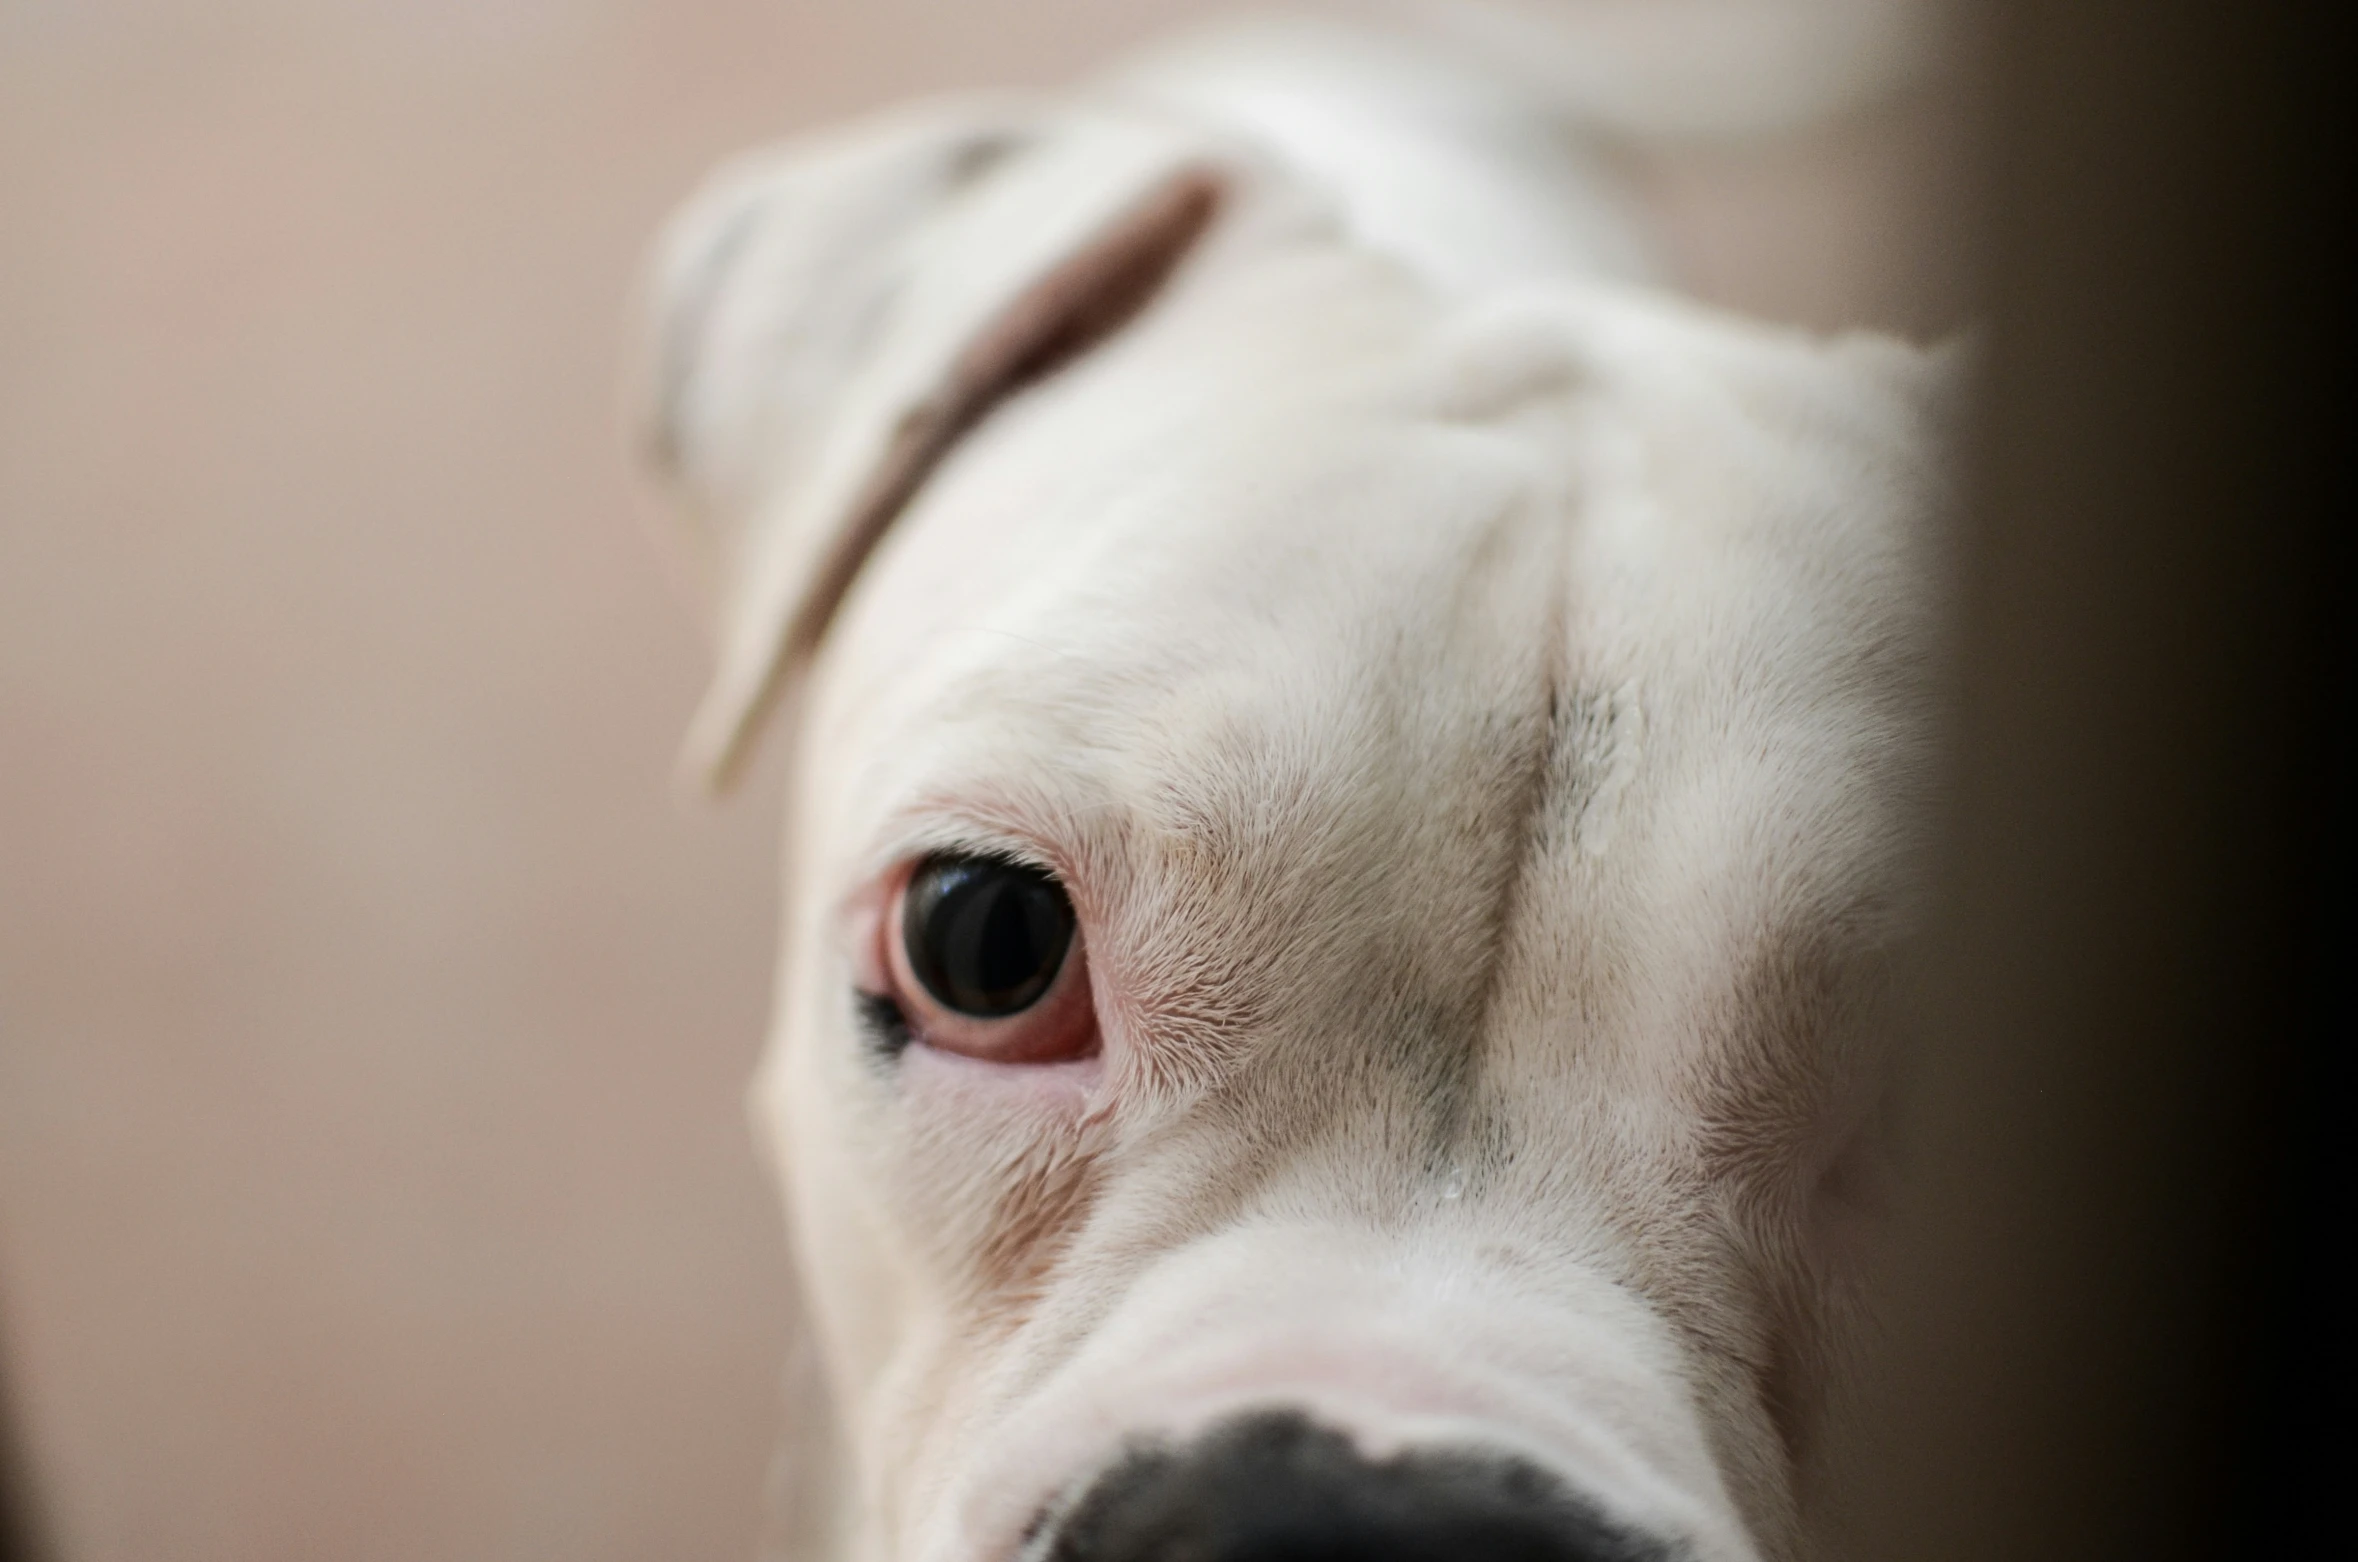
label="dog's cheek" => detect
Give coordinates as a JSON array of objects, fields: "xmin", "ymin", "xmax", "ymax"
[
  {"xmin": 875, "ymin": 1045, "xmax": 1110, "ymax": 1310},
  {"xmin": 1805, "ymin": 1114, "xmax": 1893, "ymax": 1277}
]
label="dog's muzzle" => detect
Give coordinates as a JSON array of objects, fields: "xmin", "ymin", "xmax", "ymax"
[{"xmin": 1033, "ymin": 1409, "xmax": 1673, "ymax": 1562}]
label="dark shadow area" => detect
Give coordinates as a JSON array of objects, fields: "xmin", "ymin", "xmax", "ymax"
[
  {"xmin": 1832, "ymin": 1, "xmax": 2350, "ymax": 1556},
  {"xmin": 4, "ymin": 1361, "xmax": 52, "ymax": 1562}
]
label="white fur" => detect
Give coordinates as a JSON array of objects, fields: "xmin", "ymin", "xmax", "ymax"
[{"xmin": 639, "ymin": 12, "xmax": 1955, "ymax": 1562}]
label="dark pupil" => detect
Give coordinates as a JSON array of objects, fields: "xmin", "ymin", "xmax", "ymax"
[{"xmin": 902, "ymin": 855, "xmax": 1074, "ymax": 1017}]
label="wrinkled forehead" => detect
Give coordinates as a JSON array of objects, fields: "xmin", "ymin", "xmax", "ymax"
[
  {"xmin": 802, "ymin": 294, "xmax": 1941, "ymax": 936},
  {"xmin": 804, "ymin": 398, "xmax": 1559, "ymax": 885}
]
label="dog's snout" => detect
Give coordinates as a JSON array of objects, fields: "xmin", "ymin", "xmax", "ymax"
[{"xmin": 1038, "ymin": 1410, "xmax": 1670, "ymax": 1562}]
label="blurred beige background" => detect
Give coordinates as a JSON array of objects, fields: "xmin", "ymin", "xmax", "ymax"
[{"xmin": 0, "ymin": 3, "xmax": 1968, "ymax": 1560}]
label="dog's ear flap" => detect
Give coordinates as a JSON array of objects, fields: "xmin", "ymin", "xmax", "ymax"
[{"xmin": 640, "ymin": 99, "xmax": 1226, "ymax": 791}]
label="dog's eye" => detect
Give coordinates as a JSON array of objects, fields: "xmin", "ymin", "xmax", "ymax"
[
  {"xmin": 868, "ymin": 853, "xmax": 1096, "ymax": 1065},
  {"xmin": 901, "ymin": 854, "xmax": 1075, "ymax": 1016}
]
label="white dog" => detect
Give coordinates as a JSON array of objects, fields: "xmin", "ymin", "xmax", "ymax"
[{"xmin": 639, "ymin": 11, "xmax": 1953, "ymax": 1561}]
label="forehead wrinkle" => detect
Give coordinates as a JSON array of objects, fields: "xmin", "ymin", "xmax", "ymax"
[{"xmin": 1416, "ymin": 559, "xmax": 1575, "ymax": 1176}]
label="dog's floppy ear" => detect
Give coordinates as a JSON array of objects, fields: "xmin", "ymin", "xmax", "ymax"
[{"xmin": 641, "ymin": 98, "xmax": 1227, "ymax": 790}]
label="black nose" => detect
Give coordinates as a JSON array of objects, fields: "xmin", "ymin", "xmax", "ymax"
[{"xmin": 1039, "ymin": 1410, "xmax": 1670, "ymax": 1562}]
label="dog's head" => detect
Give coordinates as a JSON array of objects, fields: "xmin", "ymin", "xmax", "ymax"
[{"xmin": 640, "ymin": 90, "xmax": 1953, "ymax": 1562}]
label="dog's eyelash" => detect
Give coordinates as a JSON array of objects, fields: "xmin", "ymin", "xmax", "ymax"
[{"xmin": 855, "ymin": 989, "xmax": 916, "ymax": 1061}]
